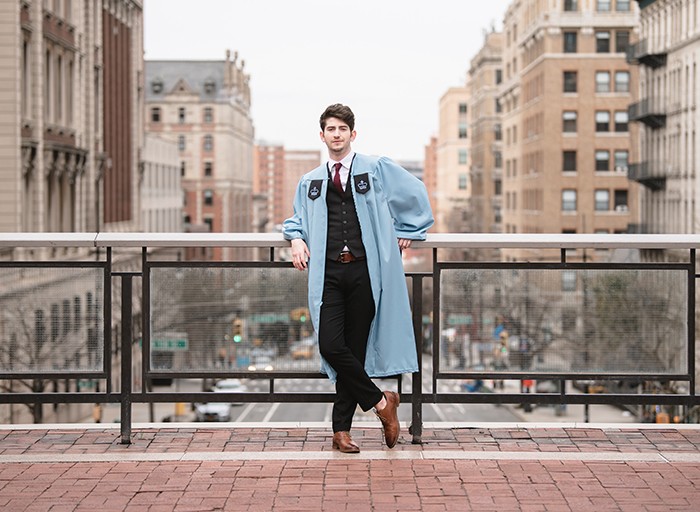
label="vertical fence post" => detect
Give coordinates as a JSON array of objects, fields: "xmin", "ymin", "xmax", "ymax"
[
  {"xmin": 120, "ymin": 274, "xmax": 133, "ymax": 445},
  {"xmin": 410, "ymin": 274, "xmax": 424, "ymax": 444},
  {"xmin": 688, "ymin": 249, "xmax": 696, "ymax": 420}
]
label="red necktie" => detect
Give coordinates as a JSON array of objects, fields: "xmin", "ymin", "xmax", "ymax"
[{"xmin": 332, "ymin": 162, "xmax": 343, "ymax": 193}]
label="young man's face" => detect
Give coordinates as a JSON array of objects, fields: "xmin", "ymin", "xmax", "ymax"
[{"xmin": 320, "ymin": 117, "xmax": 356, "ymax": 159}]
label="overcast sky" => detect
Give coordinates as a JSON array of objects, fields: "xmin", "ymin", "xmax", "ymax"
[{"xmin": 144, "ymin": 0, "xmax": 512, "ymax": 162}]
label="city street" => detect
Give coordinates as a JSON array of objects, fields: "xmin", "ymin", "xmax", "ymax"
[{"xmin": 97, "ymin": 355, "xmax": 522, "ymax": 424}]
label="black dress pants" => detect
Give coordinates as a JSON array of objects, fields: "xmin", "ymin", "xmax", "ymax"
[{"xmin": 319, "ymin": 258, "xmax": 384, "ymax": 433}]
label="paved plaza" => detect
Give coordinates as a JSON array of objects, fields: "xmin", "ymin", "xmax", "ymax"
[{"xmin": 0, "ymin": 422, "xmax": 698, "ymax": 511}]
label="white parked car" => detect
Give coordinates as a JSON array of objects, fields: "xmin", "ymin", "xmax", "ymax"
[
  {"xmin": 193, "ymin": 401, "xmax": 231, "ymax": 422},
  {"xmin": 212, "ymin": 379, "xmax": 248, "ymax": 406}
]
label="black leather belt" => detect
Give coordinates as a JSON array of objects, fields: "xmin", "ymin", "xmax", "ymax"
[{"xmin": 336, "ymin": 251, "xmax": 364, "ymax": 263}]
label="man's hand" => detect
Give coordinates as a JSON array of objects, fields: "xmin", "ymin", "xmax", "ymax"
[
  {"xmin": 291, "ymin": 238, "xmax": 310, "ymax": 271},
  {"xmin": 398, "ymin": 238, "xmax": 412, "ymax": 250}
]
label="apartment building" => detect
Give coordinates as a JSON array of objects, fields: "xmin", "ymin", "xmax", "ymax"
[
  {"xmin": 499, "ymin": 0, "xmax": 639, "ymax": 261},
  {"xmin": 434, "ymin": 87, "xmax": 472, "ymax": 234},
  {"xmin": 253, "ymin": 144, "xmax": 320, "ymax": 231},
  {"xmin": 627, "ymin": 0, "xmax": 700, "ymax": 256},
  {"xmin": 469, "ymin": 32, "xmax": 504, "ymax": 243},
  {"xmin": 145, "ymin": 51, "xmax": 254, "ymax": 260},
  {"xmin": 423, "ymin": 136, "xmax": 438, "ymax": 217}
]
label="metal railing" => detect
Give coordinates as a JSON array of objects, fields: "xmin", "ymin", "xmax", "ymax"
[{"xmin": 0, "ymin": 233, "xmax": 698, "ymax": 444}]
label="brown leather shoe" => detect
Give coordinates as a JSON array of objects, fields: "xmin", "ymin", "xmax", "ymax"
[
  {"xmin": 375, "ymin": 391, "xmax": 400, "ymax": 448},
  {"xmin": 332, "ymin": 431, "xmax": 360, "ymax": 453}
]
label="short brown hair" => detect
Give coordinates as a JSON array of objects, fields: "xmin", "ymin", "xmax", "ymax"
[{"xmin": 319, "ymin": 104, "xmax": 355, "ymax": 131}]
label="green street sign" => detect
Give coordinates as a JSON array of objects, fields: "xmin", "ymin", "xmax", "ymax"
[{"xmin": 151, "ymin": 338, "xmax": 188, "ymax": 351}]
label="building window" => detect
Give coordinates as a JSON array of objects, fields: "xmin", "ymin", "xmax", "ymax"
[
  {"xmin": 615, "ymin": 30, "xmax": 630, "ymax": 53},
  {"xmin": 614, "ymin": 189, "xmax": 629, "ymax": 210},
  {"xmin": 614, "ymin": 71, "xmax": 630, "ymax": 92},
  {"xmin": 614, "ymin": 111, "xmax": 628, "ymax": 132},
  {"xmin": 495, "ymin": 99, "xmax": 502, "ymax": 113},
  {"xmin": 73, "ymin": 296, "xmax": 81, "ymax": 331},
  {"xmin": 564, "ymin": 0, "xmax": 578, "ymax": 11},
  {"xmin": 595, "ymin": 111, "xmax": 610, "ymax": 132},
  {"xmin": 204, "ymin": 107, "xmax": 213, "ymax": 123},
  {"xmin": 596, "ymin": 0, "xmax": 611, "ymax": 11},
  {"xmin": 204, "ymin": 217, "xmax": 213, "ymax": 232},
  {"xmin": 595, "ymin": 150, "xmax": 610, "ymax": 171},
  {"xmin": 204, "ymin": 161, "xmax": 213, "ymax": 176},
  {"xmin": 595, "ymin": 71, "xmax": 611, "ymax": 92},
  {"xmin": 563, "ymin": 71, "xmax": 577, "ymax": 93},
  {"xmin": 494, "ymin": 179, "xmax": 502, "ymax": 196},
  {"xmin": 562, "ymin": 189, "xmax": 577, "ymax": 212},
  {"xmin": 596, "ymin": 31, "xmax": 611, "ymax": 53},
  {"xmin": 595, "ymin": 189, "xmax": 610, "ymax": 211},
  {"xmin": 203, "ymin": 189, "xmax": 213, "ymax": 206},
  {"xmin": 494, "ymin": 151, "xmax": 502, "ymax": 168},
  {"xmin": 458, "ymin": 149, "xmax": 467, "ymax": 165},
  {"xmin": 562, "ymin": 271, "xmax": 577, "ymax": 292},
  {"xmin": 459, "ymin": 103, "xmax": 467, "ymax": 114},
  {"xmin": 563, "ymin": 31, "xmax": 577, "ymax": 53},
  {"xmin": 150, "ymin": 107, "xmax": 161, "ymax": 123},
  {"xmin": 495, "ymin": 69, "xmax": 502, "ymax": 84},
  {"xmin": 178, "ymin": 135, "xmax": 186, "ymax": 151},
  {"xmin": 616, "ymin": 0, "xmax": 630, "ymax": 11},
  {"xmin": 563, "ymin": 151, "xmax": 577, "ymax": 172},
  {"xmin": 614, "ymin": 150, "xmax": 629, "ymax": 172},
  {"xmin": 178, "ymin": 107, "xmax": 186, "ymax": 123},
  {"xmin": 458, "ymin": 122, "xmax": 468, "ymax": 139},
  {"xmin": 458, "ymin": 174, "xmax": 468, "ymax": 190},
  {"xmin": 180, "ymin": 161, "xmax": 185, "ymax": 176},
  {"xmin": 203, "ymin": 135, "xmax": 213, "ymax": 152},
  {"xmin": 563, "ymin": 111, "xmax": 577, "ymax": 133},
  {"xmin": 494, "ymin": 124, "xmax": 502, "ymax": 140}
]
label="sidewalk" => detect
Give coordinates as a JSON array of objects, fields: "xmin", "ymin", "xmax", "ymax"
[
  {"xmin": 0, "ymin": 422, "xmax": 699, "ymax": 511},
  {"xmin": 486, "ymin": 379, "xmax": 640, "ymax": 424}
]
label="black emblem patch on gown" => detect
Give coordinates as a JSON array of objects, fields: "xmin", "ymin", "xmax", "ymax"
[
  {"xmin": 308, "ymin": 180, "xmax": 323, "ymax": 200},
  {"xmin": 353, "ymin": 174, "xmax": 371, "ymax": 194}
]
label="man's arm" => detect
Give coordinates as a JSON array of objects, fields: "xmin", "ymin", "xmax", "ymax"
[{"xmin": 282, "ymin": 179, "xmax": 311, "ymax": 271}]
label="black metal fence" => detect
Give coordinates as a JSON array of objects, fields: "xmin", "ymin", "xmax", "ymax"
[{"xmin": 0, "ymin": 233, "xmax": 698, "ymax": 444}]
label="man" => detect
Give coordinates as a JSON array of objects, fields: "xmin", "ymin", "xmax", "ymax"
[{"xmin": 283, "ymin": 104, "xmax": 433, "ymax": 452}]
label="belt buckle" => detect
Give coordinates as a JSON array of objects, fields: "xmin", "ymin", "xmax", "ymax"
[{"xmin": 338, "ymin": 251, "xmax": 353, "ymax": 263}]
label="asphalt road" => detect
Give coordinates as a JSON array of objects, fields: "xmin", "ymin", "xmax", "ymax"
[{"xmin": 97, "ymin": 355, "xmax": 520, "ymax": 424}]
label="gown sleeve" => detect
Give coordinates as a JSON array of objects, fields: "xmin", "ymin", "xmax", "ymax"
[{"xmin": 375, "ymin": 157, "xmax": 434, "ymax": 240}]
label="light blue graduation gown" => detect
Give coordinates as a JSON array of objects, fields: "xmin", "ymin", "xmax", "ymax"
[{"xmin": 282, "ymin": 154, "xmax": 434, "ymax": 381}]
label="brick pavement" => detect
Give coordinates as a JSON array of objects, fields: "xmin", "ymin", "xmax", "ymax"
[{"xmin": 0, "ymin": 424, "xmax": 698, "ymax": 511}]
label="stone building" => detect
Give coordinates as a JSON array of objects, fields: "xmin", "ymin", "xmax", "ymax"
[
  {"xmin": 627, "ymin": 0, "xmax": 700, "ymax": 259},
  {"xmin": 145, "ymin": 51, "xmax": 254, "ymax": 260},
  {"xmin": 1, "ymin": 0, "xmax": 144, "ymax": 238}
]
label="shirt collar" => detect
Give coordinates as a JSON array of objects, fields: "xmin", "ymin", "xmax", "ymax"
[{"xmin": 328, "ymin": 152, "xmax": 355, "ymax": 170}]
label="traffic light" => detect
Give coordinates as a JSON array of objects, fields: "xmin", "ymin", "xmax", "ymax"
[
  {"xmin": 290, "ymin": 307, "xmax": 309, "ymax": 323},
  {"xmin": 232, "ymin": 319, "xmax": 243, "ymax": 343}
]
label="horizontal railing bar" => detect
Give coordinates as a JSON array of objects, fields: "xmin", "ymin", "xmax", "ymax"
[
  {"xmin": 429, "ymin": 393, "xmax": 700, "ymax": 406},
  {"xmin": 0, "ymin": 372, "xmax": 107, "ymax": 380},
  {"xmin": 146, "ymin": 372, "xmax": 328, "ymax": 379},
  {"xmin": 0, "ymin": 393, "xmax": 121, "ymax": 404},
  {"xmin": 4, "ymin": 392, "xmax": 696, "ymax": 407},
  {"xmin": 1, "ymin": 233, "xmax": 700, "ymax": 249},
  {"xmin": 436, "ymin": 373, "xmax": 691, "ymax": 381},
  {"xmin": 437, "ymin": 262, "xmax": 693, "ymax": 270}
]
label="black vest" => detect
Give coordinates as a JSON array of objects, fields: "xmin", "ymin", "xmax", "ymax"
[{"xmin": 325, "ymin": 169, "xmax": 366, "ymax": 260}]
